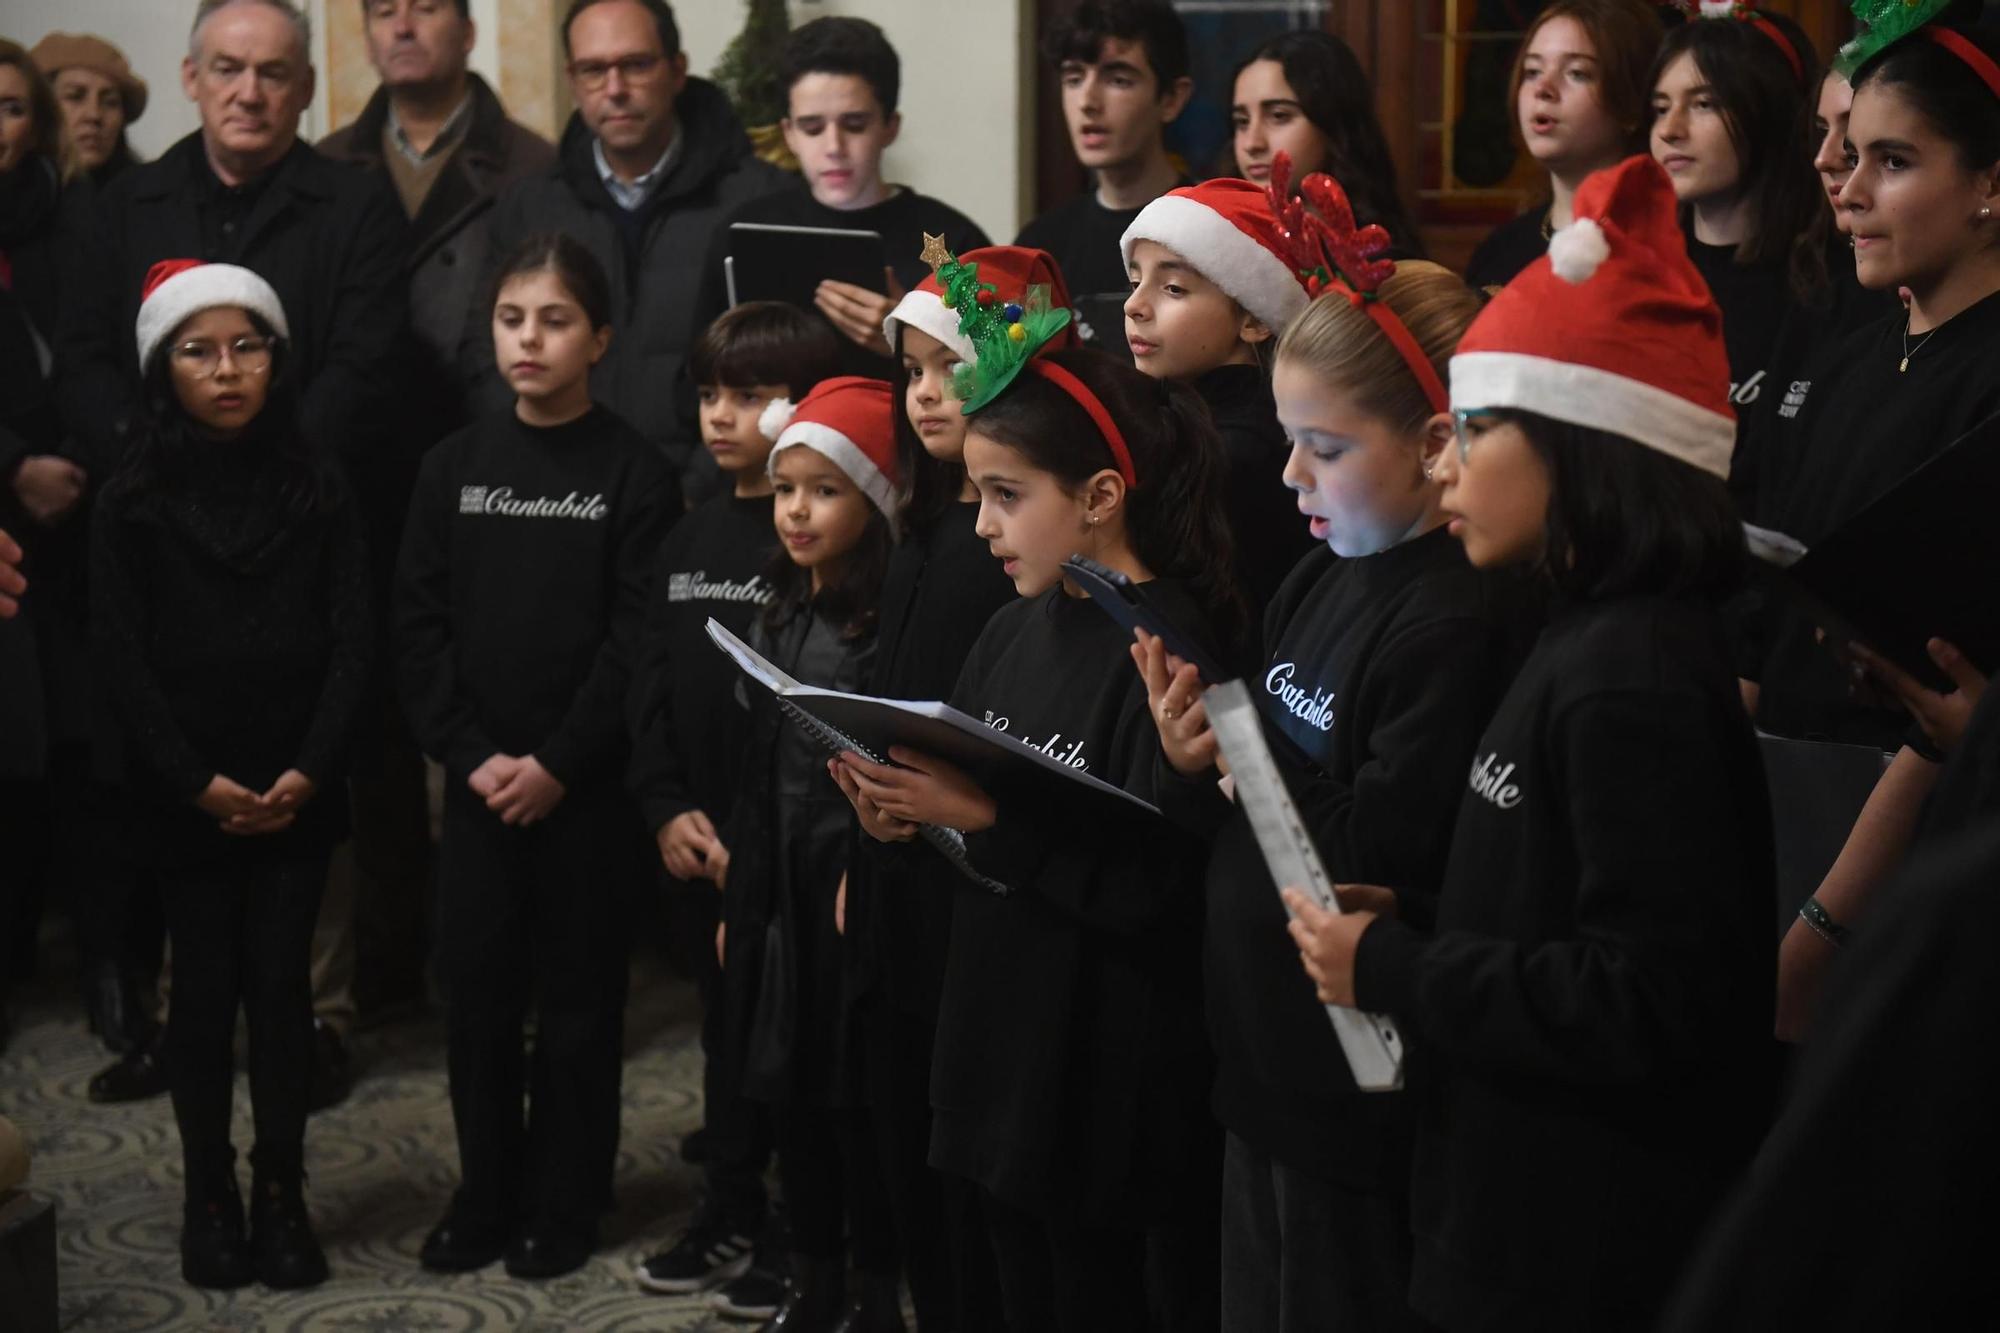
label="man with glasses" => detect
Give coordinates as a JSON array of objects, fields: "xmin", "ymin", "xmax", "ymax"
[
  {"xmin": 52, "ymin": 0, "xmax": 407, "ymax": 1107},
  {"xmin": 466, "ymin": 0, "xmax": 787, "ymax": 495}
]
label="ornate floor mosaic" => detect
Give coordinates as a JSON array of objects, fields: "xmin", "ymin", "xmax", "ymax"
[{"xmin": 1, "ymin": 968, "xmax": 744, "ymax": 1331}]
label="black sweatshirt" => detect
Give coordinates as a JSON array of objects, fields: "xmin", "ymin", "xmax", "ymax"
[
  {"xmin": 627, "ymin": 492, "xmax": 777, "ymax": 836},
  {"xmin": 1463, "ymin": 205, "xmax": 1549, "ymax": 290},
  {"xmin": 91, "ymin": 433, "xmax": 372, "ymax": 866},
  {"xmin": 1751, "ymin": 288, "xmax": 2000, "ymax": 747},
  {"xmin": 1662, "ymin": 821, "xmax": 2000, "ymax": 1332},
  {"xmin": 1163, "ymin": 531, "xmax": 1534, "ymax": 1189},
  {"xmin": 1353, "ymin": 595, "xmax": 1777, "ymax": 1332},
  {"xmin": 932, "ymin": 580, "xmax": 1215, "ymax": 1226},
  {"xmin": 695, "ymin": 183, "xmax": 990, "ymax": 379},
  {"xmin": 1193, "ymin": 363, "xmax": 1319, "ymax": 618},
  {"xmin": 395, "ymin": 405, "xmax": 675, "ymax": 788},
  {"xmin": 848, "ymin": 501, "xmax": 1018, "ymax": 1020},
  {"xmin": 1014, "ymin": 181, "xmax": 1190, "ymax": 302}
]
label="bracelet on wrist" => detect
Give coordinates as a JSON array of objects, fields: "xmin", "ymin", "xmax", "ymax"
[{"xmin": 1799, "ymin": 895, "xmax": 1851, "ymax": 947}]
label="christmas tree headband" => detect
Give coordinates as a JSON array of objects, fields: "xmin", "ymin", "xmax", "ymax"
[
  {"xmin": 1674, "ymin": 3, "xmax": 1803, "ymax": 84},
  {"xmin": 1263, "ymin": 153, "xmax": 1449, "ymax": 415},
  {"xmin": 925, "ymin": 235, "xmax": 1140, "ymax": 489},
  {"xmin": 1833, "ymin": 0, "xmax": 2000, "ymax": 99}
]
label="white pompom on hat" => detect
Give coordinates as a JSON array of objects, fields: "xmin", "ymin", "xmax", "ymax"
[
  {"xmin": 758, "ymin": 396, "xmax": 797, "ymax": 443},
  {"xmin": 134, "ymin": 259, "xmax": 289, "ymax": 372}
]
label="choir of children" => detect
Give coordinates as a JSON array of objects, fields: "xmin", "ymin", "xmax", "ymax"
[{"xmin": 66, "ymin": 2, "xmax": 2000, "ymax": 1326}]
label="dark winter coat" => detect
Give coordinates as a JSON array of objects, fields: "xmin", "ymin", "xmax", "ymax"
[{"xmin": 463, "ymin": 79, "xmax": 790, "ymax": 483}]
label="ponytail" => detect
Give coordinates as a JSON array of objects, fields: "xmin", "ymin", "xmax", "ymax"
[{"xmin": 966, "ymin": 347, "xmax": 1246, "ymax": 648}]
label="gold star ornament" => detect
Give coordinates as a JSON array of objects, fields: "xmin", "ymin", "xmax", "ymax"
[{"xmin": 920, "ymin": 232, "xmax": 953, "ymax": 276}]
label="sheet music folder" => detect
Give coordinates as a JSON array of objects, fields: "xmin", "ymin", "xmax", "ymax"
[
  {"xmin": 1749, "ymin": 405, "xmax": 2000, "ymax": 689},
  {"xmin": 705, "ymin": 618, "xmax": 1159, "ymax": 819}
]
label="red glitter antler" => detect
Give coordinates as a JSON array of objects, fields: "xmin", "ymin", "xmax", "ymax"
[
  {"xmin": 1297, "ymin": 171, "xmax": 1396, "ymax": 294},
  {"xmin": 1263, "ymin": 152, "xmax": 1396, "ymax": 297}
]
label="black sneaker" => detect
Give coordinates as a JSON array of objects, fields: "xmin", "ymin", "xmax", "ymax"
[
  {"xmin": 635, "ymin": 1216, "xmax": 756, "ymax": 1294},
  {"xmin": 88, "ymin": 1032, "xmax": 169, "ymax": 1104},
  {"xmin": 710, "ymin": 1262, "xmax": 788, "ymax": 1320}
]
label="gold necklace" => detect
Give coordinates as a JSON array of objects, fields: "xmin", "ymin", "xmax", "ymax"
[{"xmin": 1900, "ymin": 314, "xmax": 1939, "ymax": 372}]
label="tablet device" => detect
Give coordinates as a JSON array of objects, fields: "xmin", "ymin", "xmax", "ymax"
[
  {"xmin": 1063, "ymin": 555, "xmax": 1228, "ymax": 682},
  {"xmin": 727, "ymin": 222, "xmax": 889, "ymax": 312}
]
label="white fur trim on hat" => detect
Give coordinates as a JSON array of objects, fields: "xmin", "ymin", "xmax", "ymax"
[
  {"xmin": 883, "ymin": 290, "xmax": 977, "ymax": 364},
  {"xmin": 1548, "ymin": 218, "xmax": 1611, "ymax": 284},
  {"xmin": 134, "ymin": 264, "xmax": 290, "ymax": 372},
  {"xmin": 769, "ymin": 421, "xmax": 900, "ymax": 521},
  {"xmin": 1120, "ymin": 194, "xmax": 1309, "ymax": 335},
  {"xmin": 758, "ymin": 396, "xmax": 797, "ymax": 443},
  {"xmin": 1450, "ymin": 350, "xmax": 1735, "ymax": 480}
]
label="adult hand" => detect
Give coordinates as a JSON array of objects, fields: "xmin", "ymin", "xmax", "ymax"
[
  {"xmin": 0, "ymin": 527, "xmax": 23, "ymax": 618},
  {"xmin": 829, "ymin": 755, "xmax": 921, "ymax": 843},
  {"xmin": 815, "ymin": 269, "xmax": 903, "ymax": 356},
  {"xmin": 488, "ymin": 755, "xmax": 566, "ymax": 826},
  {"xmin": 715, "ymin": 919, "xmax": 727, "ymax": 970},
  {"xmin": 1280, "ymin": 887, "xmax": 1377, "ymax": 1007},
  {"xmin": 838, "ymin": 747, "xmax": 997, "ymax": 833},
  {"xmin": 835, "ymin": 872, "xmax": 848, "ymax": 936},
  {"xmin": 1332, "ymin": 883, "xmax": 1400, "ymax": 918},
  {"xmin": 1130, "ymin": 628, "xmax": 1218, "ymax": 777},
  {"xmin": 12, "ymin": 456, "xmax": 86, "ymax": 526},
  {"xmin": 197, "ymin": 774, "xmax": 295, "ymax": 835},
  {"xmin": 658, "ymin": 809, "xmax": 727, "ymax": 880},
  {"xmin": 221, "ymin": 768, "xmax": 316, "ymax": 835},
  {"xmin": 1849, "ymin": 637, "xmax": 1988, "ymax": 754}
]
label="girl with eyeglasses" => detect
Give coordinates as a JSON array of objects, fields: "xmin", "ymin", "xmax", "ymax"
[
  {"xmin": 91, "ymin": 260, "xmax": 371, "ymax": 1292},
  {"xmin": 1284, "ymin": 157, "xmax": 1777, "ymax": 1330}
]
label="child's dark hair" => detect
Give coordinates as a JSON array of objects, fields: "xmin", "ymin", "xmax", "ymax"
[
  {"xmin": 780, "ymin": 16, "xmax": 899, "ymax": 116},
  {"xmin": 1042, "ymin": 0, "xmax": 1189, "ymax": 94},
  {"xmin": 1851, "ymin": 14, "xmax": 2000, "ymax": 173},
  {"xmin": 967, "ymin": 347, "xmax": 1244, "ymax": 645},
  {"xmin": 690, "ymin": 301, "xmax": 844, "ymax": 393},
  {"xmin": 760, "ymin": 459, "xmax": 893, "ymax": 641},
  {"xmin": 118, "ymin": 310, "xmax": 332, "ymax": 518},
  {"xmin": 1651, "ymin": 12, "xmax": 1830, "ymax": 302},
  {"xmin": 1233, "ymin": 31, "xmax": 1425, "ymax": 257},
  {"xmin": 892, "ymin": 390, "xmax": 964, "ymax": 544},
  {"xmin": 1505, "ymin": 409, "xmax": 1745, "ymax": 603},
  {"xmin": 490, "ymin": 232, "xmax": 613, "ymax": 331}
]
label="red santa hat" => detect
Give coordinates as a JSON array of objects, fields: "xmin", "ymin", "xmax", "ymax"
[
  {"xmin": 134, "ymin": 259, "xmax": 289, "ymax": 372},
  {"xmin": 1119, "ymin": 178, "xmax": 1314, "ymax": 334},
  {"xmin": 765, "ymin": 376, "xmax": 902, "ymax": 521},
  {"xmin": 883, "ymin": 244, "xmax": 1078, "ymax": 363},
  {"xmin": 1450, "ymin": 155, "xmax": 1736, "ymax": 479}
]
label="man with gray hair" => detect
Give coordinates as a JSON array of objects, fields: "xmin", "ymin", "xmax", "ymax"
[{"xmin": 50, "ymin": 0, "xmax": 408, "ymax": 1171}]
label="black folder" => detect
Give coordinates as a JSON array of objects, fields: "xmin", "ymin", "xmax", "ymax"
[
  {"xmin": 1062, "ymin": 556, "xmax": 1227, "ymax": 683},
  {"xmin": 1753, "ymin": 406, "xmax": 2000, "ymax": 691}
]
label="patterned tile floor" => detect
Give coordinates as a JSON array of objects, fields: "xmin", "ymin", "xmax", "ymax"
[{"xmin": 0, "ymin": 963, "xmax": 747, "ymax": 1332}]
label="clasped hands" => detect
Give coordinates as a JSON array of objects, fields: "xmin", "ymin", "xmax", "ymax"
[
  {"xmin": 195, "ymin": 769, "xmax": 316, "ymax": 836},
  {"xmin": 468, "ymin": 753, "xmax": 566, "ymax": 827}
]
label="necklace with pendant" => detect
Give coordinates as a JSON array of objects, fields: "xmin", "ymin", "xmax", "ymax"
[{"xmin": 1901, "ymin": 315, "xmax": 1938, "ymax": 372}]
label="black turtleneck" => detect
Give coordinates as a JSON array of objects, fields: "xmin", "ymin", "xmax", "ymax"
[{"xmin": 90, "ymin": 422, "xmax": 373, "ymax": 864}]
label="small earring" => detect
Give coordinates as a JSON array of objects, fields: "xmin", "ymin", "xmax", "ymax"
[
  {"xmin": 1984, "ymin": 206, "xmax": 1994, "ymax": 219},
  {"xmin": 1423, "ymin": 464, "xmax": 1435, "ymax": 481}
]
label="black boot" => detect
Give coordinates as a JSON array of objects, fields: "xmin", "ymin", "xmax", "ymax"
[
  {"xmin": 250, "ymin": 1170, "xmax": 329, "ymax": 1289},
  {"xmin": 88, "ymin": 1028, "xmax": 169, "ymax": 1104},
  {"xmin": 829, "ymin": 1271, "xmax": 908, "ymax": 1333},
  {"xmin": 180, "ymin": 1173, "xmax": 255, "ymax": 1289},
  {"xmin": 759, "ymin": 1256, "xmax": 846, "ymax": 1333}
]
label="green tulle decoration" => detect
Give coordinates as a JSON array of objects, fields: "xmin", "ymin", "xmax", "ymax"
[
  {"xmin": 1834, "ymin": 0, "xmax": 1956, "ymax": 77},
  {"xmin": 932, "ymin": 252, "xmax": 1072, "ymax": 415}
]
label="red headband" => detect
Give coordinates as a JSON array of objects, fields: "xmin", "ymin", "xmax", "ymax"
[
  {"xmin": 1336, "ymin": 283, "xmax": 1450, "ymax": 415},
  {"xmin": 1028, "ymin": 359, "xmax": 1140, "ymax": 489},
  {"xmin": 1928, "ymin": 26, "xmax": 2000, "ymax": 103},
  {"xmin": 1746, "ymin": 16, "xmax": 1803, "ymax": 85}
]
